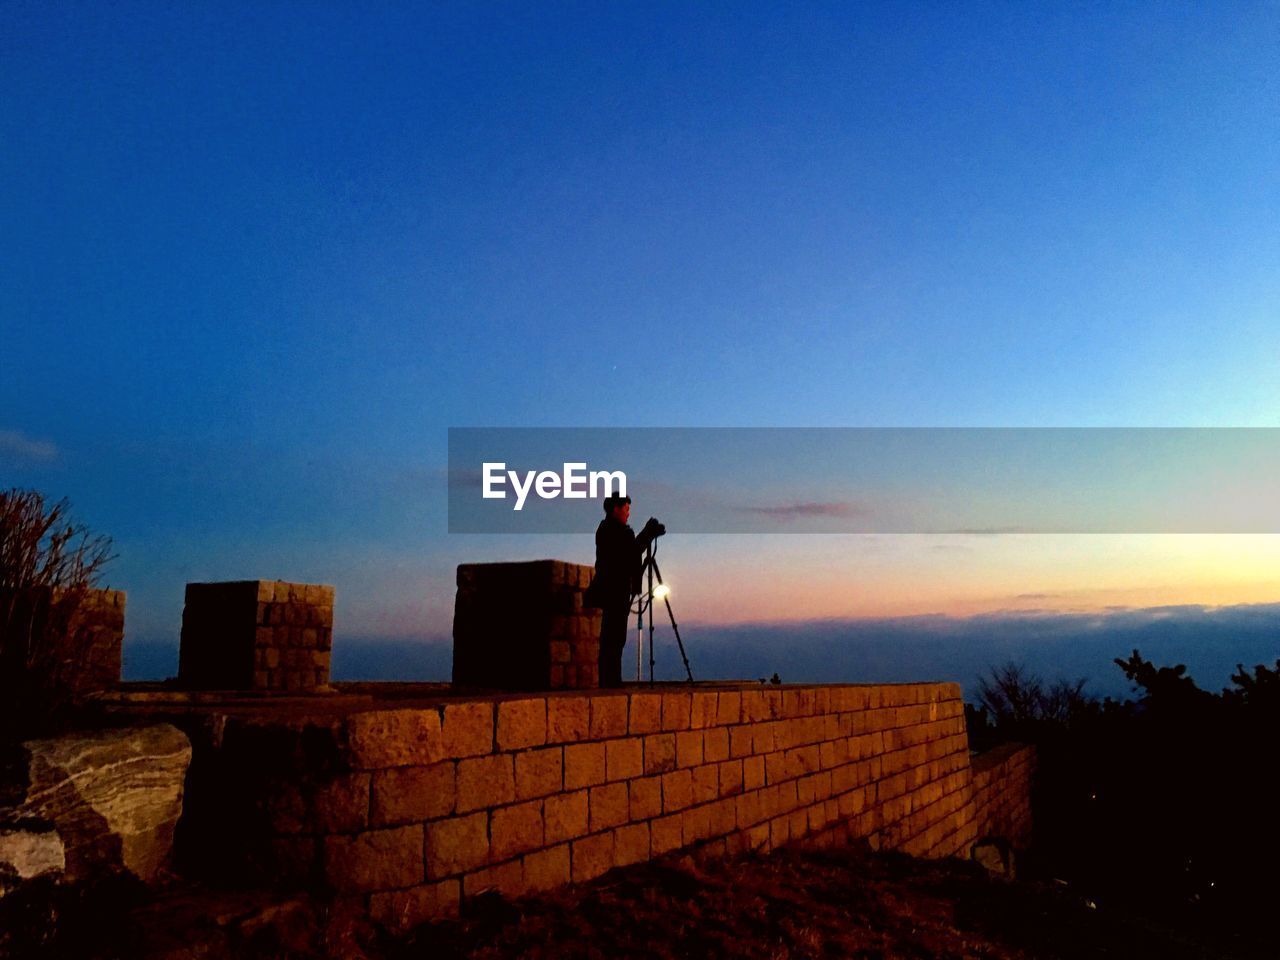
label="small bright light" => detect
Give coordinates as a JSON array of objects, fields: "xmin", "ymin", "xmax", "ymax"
[{"xmin": 653, "ymin": 584, "xmax": 670, "ymax": 600}]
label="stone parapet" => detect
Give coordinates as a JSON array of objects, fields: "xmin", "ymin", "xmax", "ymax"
[
  {"xmin": 158, "ymin": 681, "xmax": 1001, "ymax": 931},
  {"xmin": 970, "ymin": 741, "xmax": 1035, "ymax": 849}
]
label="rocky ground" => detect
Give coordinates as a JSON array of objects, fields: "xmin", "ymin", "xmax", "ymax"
[
  {"xmin": 3, "ymin": 842, "xmax": 1265, "ymax": 959},
  {"xmin": 390, "ymin": 843, "xmax": 1260, "ymax": 960}
]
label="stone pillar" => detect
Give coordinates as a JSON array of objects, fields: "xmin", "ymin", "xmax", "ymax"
[
  {"xmin": 73, "ymin": 589, "xmax": 125, "ymax": 693},
  {"xmin": 453, "ymin": 560, "xmax": 601, "ymax": 690},
  {"xmin": 178, "ymin": 580, "xmax": 333, "ymax": 692},
  {"xmin": 0, "ymin": 586, "xmax": 123, "ymax": 700}
]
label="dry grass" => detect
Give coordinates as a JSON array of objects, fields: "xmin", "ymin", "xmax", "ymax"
[{"xmin": 390, "ymin": 843, "xmax": 1252, "ymax": 960}]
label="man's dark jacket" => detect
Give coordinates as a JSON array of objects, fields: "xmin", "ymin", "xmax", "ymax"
[{"xmin": 587, "ymin": 515, "xmax": 658, "ymax": 609}]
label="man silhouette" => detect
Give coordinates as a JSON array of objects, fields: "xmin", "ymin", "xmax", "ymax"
[{"xmin": 586, "ymin": 493, "xmax": 663, "ymax": 687}]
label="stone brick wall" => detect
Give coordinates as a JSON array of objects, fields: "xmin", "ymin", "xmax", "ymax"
[
  {"xmin": 173, "ymin": 682, "xmax": 1007, "ymax": 931},
  {"xmin": 970, "ymin": 741, "xmax": 1035, "ymax": 849},
  {"xmin": 453, "ymin": 561, "xmax": 602, "ymax": 690},
  {"xmin": 177, "ymin": 580, "xmax": 333, "ymax": 691}
]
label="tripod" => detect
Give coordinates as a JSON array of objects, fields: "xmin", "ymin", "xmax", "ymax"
[{"xmin": 634, "ymin": 540, "xmax": 694, "ymax": 684}]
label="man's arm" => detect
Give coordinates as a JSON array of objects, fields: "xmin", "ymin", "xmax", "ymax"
[{"xmin": 635, "ymin": 517, "xmax": 665, "ymax": 553}]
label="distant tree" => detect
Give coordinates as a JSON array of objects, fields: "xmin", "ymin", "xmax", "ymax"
[
  {"xmin": 976, "ymin": 662, "xmax": 1043, "ymax": 728},
  {"xmin": 1225, "ymin": 659, "xmax": 1280, "ymax": 717},
  {"xmin": 1037, "ymin": 677, "xmax": 1092, "ymax": 725},
  {"xmin": 976, "ymin": 662, "xmax": 1094, "ymax": 738},
  {"xmin": 0, "ymin": 488, "xmax": 115, "ymax": 737},
  {"xmin": 1112, "ymin": 649, "xmax": 1215, "ymax": 711}
]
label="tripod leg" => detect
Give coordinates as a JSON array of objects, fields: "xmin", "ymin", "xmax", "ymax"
[
  {"xmin": 646, "ymin": 546, "xmax": 655, "ymax": 685},
  {"xmin": 662, "ymin": 598, "xmax": 694, "ymax": 683},
  {"xmin": 649, "ymin": 558, "xmax": 694, "ymax": 683}
]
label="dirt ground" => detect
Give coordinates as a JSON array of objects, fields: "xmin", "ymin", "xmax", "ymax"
[
  {"xmin": 4, "ymin": 841, "xmax": 1261, "ymax": 959},
  {"xmin": 386, "ymin": 843, "xmax": 1257, "ymax": 960}
]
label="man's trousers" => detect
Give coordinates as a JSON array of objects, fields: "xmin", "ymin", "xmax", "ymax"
[{"xmin": 598, "ymin": 602, "xmax": 630, "ymax": 688}]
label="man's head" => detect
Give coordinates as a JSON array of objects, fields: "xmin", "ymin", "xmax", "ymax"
[{"xmin": 604, "ymin": 493, "xmax": 631, "ymax": 524}]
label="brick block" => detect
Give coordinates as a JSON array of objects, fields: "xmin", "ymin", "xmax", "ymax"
[
  {"xmin": 628, "ymin": 693, "xmax": 662, "ymax": 734},
  {"xmin": 651, "ymin": 814, "xmax": 683, "ymax": 855},
  {"xmin": 497, "ymin": 697, "xmax": 547, "ymax": 751},
  {"xmin": 491, "ymin": 799, "xmax": 545, "ymax": 861},
  {"xmin": 776, "ymin": 780, "xmax": 799, "ymax": 816},
  {"xmin": 661, "ymin": 769, "xmax": 694, "ymax": 814},
  {"xmin": 456, "ymin": 754, "xmax": 515, "ymax": 812},
  {"xmin": 709, "ymin": 798, "xmax": 737, "ymax": 837},
  {"xmin": 676, "ymin": 730, "xmax": 704, "ymax": 768},
  {"xmin": 605, "ymin": 738, "xmax": 643, "ymax": 781},
  {"xmin": 348, "ymin": 709, "xmax": 445, "ymax": 769},
  {"xmin": 682, "ymin": 805, "xmax": 712, "ymax": 844},
  {"xmin": 545, "ymin": 789, "xmax": 590, "ymax": 844},
  {"xmin": 564, "ymin": 741, "xmax": 606, "ymax": 790},
  {"xmin": 371, "ymin": 762, "xmax": 456, "ymax": 826},
  {"xmin": 769, "ymin": 817, "xmax": 790, "ymax": 850},
  {"xmin": 782, "ymin": 689, "xmax": 803, "ymax": 718},
  {"xmin": 548, "ymin": 697, "xmax": 590, "ymax": 742},
  {"xmin": 703, "ymin": 727, "xmax": 730, "ymax": 763},
  {"xmin": 736, "ymin": 791, "xmax": 764, "ymax": 829},
  {"xmin": 763, "ymin": 690, "xmax": 784, "ymax": 719},
  {"xmin": 661, "ymin": 693, "xmax": 691, "ymax": 731},
  {"xmin": 614, "ymin": 823, "xmax": 650, "ymax": 867},
  {"xmin": 798, "ymin": 775, "xmax": 817, "ymax": 805},
  {"xmin": 425, "ymin": 812, "xmax": 489, "ymax": 878},
  {"xmin": 643, "ymin": 733, "xmax": 676, "ymax": 774},
  {"xmin": 719, "ymin": 760, "xmax": 744, "ymax": 797},
  {"xmin": 629, "ymin": 776, "xmax": 663, "ymax": 821},
  {"xmin": 690, "ymin": 691, "xmax": 719, "ymax": 728},
  {"xmin": 691, "ymin": 764, "xmax": 719, "ymax": 805},
  {"xmin": 717, "ymin": 692, "xmax": 742, "ymax": 725},
  {"xmin": 515, "ymin": 747, "xmax": 563, "ymax": 800},
  {"xmin": 523, "ymin": 843, "xmax": 571, "ymax": 893},
  {"xmin": 571, "ymin": 832, "xmax": 615, "ymax": 883},
  {"xmin": 323, "ymin": 825, "xmax": 423, "ymax": 892},
  {"xmin": 590, "ymin": 695, "xmax": 629, "ymax": 739},
  {"xmin": 589, "ymin": 781, "xmax": 629, "ymax": 832},
  {"xmin": 440, "ymin": 702, "xmax": 493, "ymax": 759}
]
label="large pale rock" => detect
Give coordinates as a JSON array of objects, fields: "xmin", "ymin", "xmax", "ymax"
[
  {"xmin": 0, "ymin": 818, "xmax": 65, "ymax": 896},
  {"xmin": 1, "ymin": 724, "xmax": 191, "ymax": 882}
]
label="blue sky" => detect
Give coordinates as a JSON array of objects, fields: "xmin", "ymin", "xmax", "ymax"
[{"xmin": 3, "ymin": 3, "xmax": 1279, "ymax": 680}]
